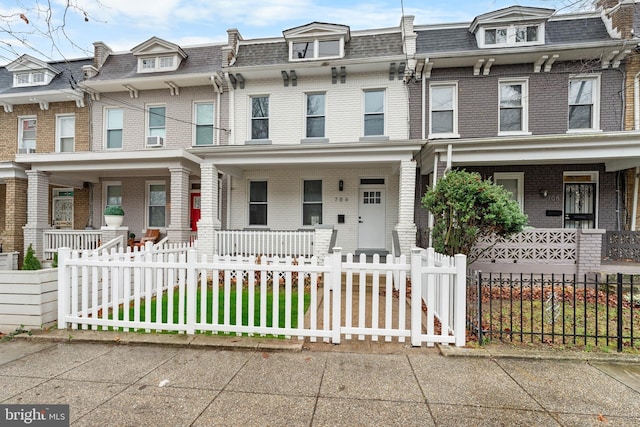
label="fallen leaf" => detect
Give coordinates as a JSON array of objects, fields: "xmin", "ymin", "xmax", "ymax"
[
  {"xmin": 262, "ymin": 352, "xmax": 270, "ymax": 359},
  {"xmin": 597, "ymin": 414, "xmax": 608, "ymax": 423}
]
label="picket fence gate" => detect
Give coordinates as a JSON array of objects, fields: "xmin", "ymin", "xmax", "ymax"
[{"xmin": 57, "ymin": 246, "xmax": 466, "ymax": 346}]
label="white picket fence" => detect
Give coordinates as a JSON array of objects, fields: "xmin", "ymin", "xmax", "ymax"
[{"xmin": 57, "ymin": 245, "xmax": 466, "ymax": 346}]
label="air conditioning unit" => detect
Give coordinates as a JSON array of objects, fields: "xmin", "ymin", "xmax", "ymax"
[
  {"xmin": 18, "ymin": 147, "xmax": 36, "ymax": 154},
  {"xmin": 146, "ymin": 136, "xmax": 164, "ymax": 147}
]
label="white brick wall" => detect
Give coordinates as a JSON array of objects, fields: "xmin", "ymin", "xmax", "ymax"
[{"xmin": 231, "ymin": 73, "xmax": 409, "ymax": 145}]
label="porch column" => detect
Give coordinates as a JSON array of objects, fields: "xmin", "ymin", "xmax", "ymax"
[
  {"xmin": 23, "ymin": 170, "xmax": 51, "ymax": 259},
  {"xmin": 166, "ymin": 166, "xmax": 191, "ymax": 243},
  {"xmin": 3, "ymin": 178, "xmax": 28, "ymax": 257},
  {"xmin": 197, "ymin": 162, "xmax": 221, "ymax": 259},
  {"xmin": 394, "ymin": 159, "xmax": 417, "ymax": 257}
]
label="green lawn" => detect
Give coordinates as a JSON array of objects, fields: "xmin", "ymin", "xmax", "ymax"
[{"xmin": 105, "ymin": 285, "xmax": 311, "ymax": 336}]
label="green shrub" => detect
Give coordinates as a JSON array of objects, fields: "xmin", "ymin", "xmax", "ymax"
[
  {"xmin": 104, "ymin": 205, "xmax": 124, "ymax": 215},
  {"xmin": 22, "ymin": 244, "xmax": 42, "ymax": 270},
  {"xmin": 52, "ymin": 252, "xmax": 58, "ymax": 268}
]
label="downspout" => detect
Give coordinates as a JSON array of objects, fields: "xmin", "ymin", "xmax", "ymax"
[{"xmin": 632, "ymin": 167, "xmax": 639, "ymax": 231}]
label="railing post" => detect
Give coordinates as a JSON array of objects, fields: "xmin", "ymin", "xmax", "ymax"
[
  {"xmin": 477, "ymin": 271, "xmax": 483, "ymax": 345},
  {"xmin": 410, "ymin": 248, "xmax": 423, "ymax": 347},
  {"xmin": 331, "ymin": 247, "xmax": 342, "ymax": 344},
  {"xmin": 617, "ymin": 273, "xmax": 624, "ymax": 352},
  {"xmin": 454, "ymin": 254, "xmax": 467, "ymax": 347},
  {"xmin": 57, "ymin": 247, "xmax": 71, "ymax": 329},
  {"xmin": 186, "ymin": 249, "xmax": 197, "ymax": 335}
]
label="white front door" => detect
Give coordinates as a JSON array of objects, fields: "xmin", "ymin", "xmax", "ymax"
[{"xmin": 358, "ymin": 188, "xmax": 386, "ymax": 249}]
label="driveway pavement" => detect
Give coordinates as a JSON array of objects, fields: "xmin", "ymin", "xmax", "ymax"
[{"xmin": 1, "ymin": 331, "xmax": 639, "ymax": 426}]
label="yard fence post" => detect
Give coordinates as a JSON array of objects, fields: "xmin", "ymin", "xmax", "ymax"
[
  {"xmin": 57, "ymin": 247, "xmax": 71, "ymax": 329},
  {"xmin": 331, "ymin": 247, "xmax": 342, "ymax": 344},
  {"xmin": 186, "ymin": 249, "xmax": 198, "ymax": 335},
  {"xmin": 410, "ymin": 248, "xmax": 423, "ymax": 346},
  {"xmin": 454, "ymin": 253, "xmax": 467, "ymax": 347},
  {"xmin": 617, "ymin": 273, "xmax": 623, "ymax": 352},
  {"xmin": 477, "ymin": 271, "xmax": 483, "ymax": 345}
]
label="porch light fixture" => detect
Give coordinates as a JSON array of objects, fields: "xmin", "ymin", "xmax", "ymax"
[
  {"xmin": 539, "ymin": 189, "xmax": 548, "ymax": 198},
  {"xmin": 281, "ymin": 70, "xmax": 289, "ymax": 86},
  {"xmin": 339, "ymin": 180, "xmax": 344, "ymax": 191}
]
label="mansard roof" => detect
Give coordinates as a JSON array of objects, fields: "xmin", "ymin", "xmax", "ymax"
[{"xmin": 0, "ymin": 57, "xmax": 91, "ymax": 95}]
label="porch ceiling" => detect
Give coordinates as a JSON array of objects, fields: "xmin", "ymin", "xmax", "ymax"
[
  {"xmin": 421, "ymin": 131, "xmax": 640, "ymax": 173},
  {"xmin": 192, "ymin": 140, "xmax": 422, "ymax": 176}
]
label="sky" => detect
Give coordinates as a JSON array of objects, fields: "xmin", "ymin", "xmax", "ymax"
[{"xmin": 0, "ymin": 0, "xmax": 593, "ymax": 65}]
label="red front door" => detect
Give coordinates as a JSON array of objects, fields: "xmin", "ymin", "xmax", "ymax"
[{"xmin": 190, "ymin": 192, "xmax": 201, "ymax": 231}]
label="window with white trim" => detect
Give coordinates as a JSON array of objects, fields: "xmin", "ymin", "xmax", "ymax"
[
  {"xmin": 104, "ymin": 182, "xmax": 122, "ymax": 209},
  {"xmin": 138, "ymin": 55, "xmax": 178, "ymax": 73},
  {"xmin": 251, "ymin": 96, "xmax": 269, "ymax": 140},
  {"xmin": 249, "ymin": 181, "xmax": 267, "ymax": 226},
  {"xmin": 494, "ymin": 172, "xmax": 524, "ymax": 211},
  {"xmin": 194, "ymin": 102, "xmax": 215, "ymax": 146},
  {"xmin": 481, "ymin": 24, "xmax": 543, "ymax": 47},
  {"xmin": 291, "ymin": 39, "xmax": 342, "ymax": 61},
  {"xmin": 148, "ymin": 105, "xmax": 166, "ymax": 139},
  {"xmin": 303, "ymin": 180, "xmax": 322, "ymax": 226},
  {"xmin": 568, "ymin": 76, "xmax": 600, "ymax": 131},
  {"xmin": 147, "ymin": 182, "xmax": 167, "ymax": 228},
  {"xmin": 364, "ymin": 89, "xmax": 385, "ymax": 136},
  {"xmin": 499, "ymin": 80, "xmax": 529, "ymax": 134},
  {"xmin": 56, "ymin": 114, "xmax": 75, "ymax": 152},
  {"xmin": 13, "ymin": 71, "xmax": 49, "ymax": 87},
  {"xmin": 306, "ymin": 93, "xmax": 326, "ymax": 138},
  {"xmin": 18, "ymin": 117, "xmax": 36, "ymax": 152},
  {"xmin": 429, "ymin": 83, "xmax": 458, "ymax": 137},
  {"xmin": 106, "ymin": 108, "xmax": 123, "ymax": 149}
]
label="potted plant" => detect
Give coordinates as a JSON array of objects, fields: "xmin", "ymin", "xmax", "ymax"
[{"xmin": 104, "ymin": 205, "xmax": 125, "ymax": 227}]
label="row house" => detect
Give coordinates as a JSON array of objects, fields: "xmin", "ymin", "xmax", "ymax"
[
  {"xmin": 15, "ymin": 38, "xmax": 227, "ymax": 259},
  {"xmin": 0, "ymin": 55, "xmax": 90, "ymax": 262},
  {"xmin": 409, "ymin": 6, "xmax": 636, "ymax": 244}
]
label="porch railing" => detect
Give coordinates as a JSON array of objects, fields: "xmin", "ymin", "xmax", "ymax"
[
  {"xmin": 43, "ymin": 229, "xmax": 102, "ymax": 260},
  {"xmin": 216, "ymin": 229, "xmax": 314, "ymax": 258}
]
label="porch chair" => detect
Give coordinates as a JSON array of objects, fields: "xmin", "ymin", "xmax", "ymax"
[{"xmin": 134, "ymin": 229, "xmax": 161, "ymax": 248}]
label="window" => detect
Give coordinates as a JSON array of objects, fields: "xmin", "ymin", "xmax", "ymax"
[
  {"xmin": 291, "ymin": 39, "xmax": 342, "ymax": 60},
  {"xmin": 499, "ymin": 80, "xmax": 528, "ymax": 134},
  {"xmin": 429, "ymin": 83, "xmax": 458, "ymax": 137},
  {"xmin": 13, "ymin": 71, "xmax": 50, "ymax": 87},
  {"xmin": 106, "ymin": 109, "xmax": 123, "ymax": 149},
  {"xmin": 56, "ymin": 115, "xmax": 75, "ymax": 152},
  {"xmin": 32, "ymin": 72, "xmax": 45, "ymax": 83},
  {"xmin": 104, "ymin": 182, "xmax": 122, "ymax": 208},
  {"xmin": 148, "ymin": 106, "xmax": 166, "ymax": 139},
  {"xmin": 194, "ymin": 102, "xmax": 215, "ymax": 146},
  {"xmin": 147, "ymin": 182, "xmax": 166, "ymax": 228},
  {"xmin": 568, "ymin": 76, "xmax": 600, "ymax": 131},
  {"xmin": 494, "ymin": 172, "xmax": 524, "ymax": 211},
  {"xmin": 306, "ymin": 93, "xmax": 325, "ymax": 138},
  {"xmin": 249, "ymin": 181, "xmax": 267, "ymax": 226},
  {"xmin": 251, "ymin": 96, "xmax": 269, "ymax": 140},
  {"xmin": 159, "ymin": 56, "xmax": 174, "ymax": 68},
  {"xmin": 15, "ymin": 73, "xmax": 30, "ymax": 85},
  {"xmin": 142, "ymin": 58, "xmax": 156, "ymax": 70},
  {"xmin": 18, "ymin": 117, "xmax": 36, "ymax": 151},
  {"xmin": 138, "ymin": 55, "xmax": 179, "ymax": 72},
  {"xmin": 303, "ymin": 180, "xmax": 322, "ymax": 226},
  {"xmin": 482, "ymin": 24, "xmax": 543, "ymax": 47},
  {"xmin": 364, "ymin": 90, "xmax": 384, "ymax": 136}
]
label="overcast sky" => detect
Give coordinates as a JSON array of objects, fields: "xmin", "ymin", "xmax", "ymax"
[{"xmin": 0, "ymin": 0, "xmax": 593, "ymax": 64}]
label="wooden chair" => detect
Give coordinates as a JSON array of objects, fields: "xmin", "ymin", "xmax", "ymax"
[{"xmin": 134, "ymin": 229, "xmax": 160, "ymax": 248}]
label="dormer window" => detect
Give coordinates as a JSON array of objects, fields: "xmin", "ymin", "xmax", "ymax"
[
  {"xmin": 482, "ymin": 24, "xmax": 542, "ymax": 47},
  {"xmin": 13, "ymin": 70, "xmax": 51, "ymax": 87},
  {"xmin": 7, "ymin": 54, "xmax": 60, "ymax": 88},
  {"xmin": 138, "ymin": 55, "xmax": 177, "ymax": 73},
  {"xmin": 284, "ymin": 22, "xmax": 350, "ymax": 62}
]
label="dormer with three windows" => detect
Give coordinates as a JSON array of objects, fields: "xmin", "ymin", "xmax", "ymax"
[
  {"xmin": 469, "ymin": 6, "xmax": 554, "ymax": 48},
  {"xmin": 6, "ymin": 55, "xmax": 61, "ymax": 87},
  {"xmin": 283, "ymin": 22, "xmax": 350, "ymax": 61},
  {"xmin": 131, "ymin": 37, "xmax": 187, "ymax": 73}
]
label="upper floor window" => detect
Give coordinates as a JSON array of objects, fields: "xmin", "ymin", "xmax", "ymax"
[
  {"xmin": 148, "ymin": 106, "xmax": 166, "ymax": 139},
  {"xmin": 481, "ymin": 24, "xmax": 543, "ymax": 48},
  {"xmin": 18, "ymin": 117, "xmax": 36, "ymax": 153},
  {"xmin": 568, "ymin": 76, "xmax": 600, "ymax": 131},
  {"xmin": 106, "ymin": 108, "xmax": 123, "ymax": 149},
  {"xmin": 291, "ymin": 39, "xmax": 343, "ymax": 61},
  {"xmin": 429, "ymin": 83, "xmax": 458, "ymax": 138},
  {"xmin": 56, "ymin": 114, "xmax": 75, "ymax": 152},
  {"xmin": 306, "ymin": 93, "xmax": 326, "ymax": 138},
  {"xmin": 194, "ymin": 102, "xmax": 215, "ymax": 146},
  {"xmin": 138, "ymin": 55, "xmax": 178, "ymax": 73},
  {"xmin": 364, "ymin": 89, "xmax": 385, "ymax": 136},
  {"xmin": 13, "ymin": 71, "xmax": 49, "ymax": 87},
  {"xmin": 499, "ymin": 80, "xmax": 529, "ymax": 134},
  {"xmin": 251, "ymin": 96, "xmax": 269, "ymax": 140},
  {"xmin": 249, "ymin": 180, "xmax": 268, "ymax": 226}
]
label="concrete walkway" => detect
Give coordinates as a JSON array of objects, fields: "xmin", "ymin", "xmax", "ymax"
[{"xmin": 1, "ymin": 331, "xmax": 640, "ymax": 426}]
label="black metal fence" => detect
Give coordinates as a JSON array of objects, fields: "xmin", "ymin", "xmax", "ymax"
[{"xmin": 467, "ymin": 271, "xmax": 639, "ymax": 352}]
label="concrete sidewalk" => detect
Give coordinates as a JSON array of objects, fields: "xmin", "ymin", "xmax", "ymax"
[{"xmin": 2, "ymin": 331, "xmax": 640, "ymax": 426}]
